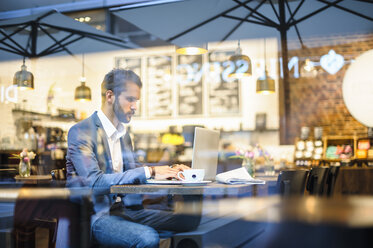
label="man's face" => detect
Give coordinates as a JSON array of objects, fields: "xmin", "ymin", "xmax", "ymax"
[{"xmin": 113, "ymin": 81, "xmax": 141, "ymax": 123}]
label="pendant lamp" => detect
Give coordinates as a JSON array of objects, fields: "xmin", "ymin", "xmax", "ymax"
[
  {"xmin": 74, "ymin": 54, "xmax": 91, "ymax": 102},
  {"xmin": 256, "ymin": 39, "xmax": 275, "ymax": 94},
  {"xmin": 176, "ymin": 43, "xmax": 207, "ymax": 55},
  {"xmin": 228, "ymin": 40, "xmax": 252, "ymax": 78},
  {"xmin": 13, "ymin": 57, "xmax": 34, "ymax": 90}
]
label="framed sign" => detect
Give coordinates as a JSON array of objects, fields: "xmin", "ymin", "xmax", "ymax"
[
  {"xmin": 146, "ymin": 55, "xmax": 173, "ymax": 117},
  {"xmin": 207, "ymin": 50, "xmax": 240, "ymax": 115},
  {"xmin": 176, "ymin": 54, "xmax": 203, "ymax": 116}
]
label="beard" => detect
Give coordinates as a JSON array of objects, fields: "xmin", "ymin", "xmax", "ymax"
[{"xmin": 113, "ymin": 98, "xmax": 134, "ymax": 123}]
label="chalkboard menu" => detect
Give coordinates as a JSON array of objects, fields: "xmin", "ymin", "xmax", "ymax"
[
  {"xmin": 176, "ymin": 55, "xmax": 203, "ymax": 115},
  {"xmin": 207, "ymin": 51, "xmax": 240, "ymax": 115},
  {"xmin": 147, "ymin": 55, "xmax": 173, "ymax": 117},
  {"xmin": 115, "ymin": 57, "xmax": 142, "ymax": 116}
]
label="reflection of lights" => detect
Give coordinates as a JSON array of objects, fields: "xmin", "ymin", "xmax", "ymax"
[
  {"xmin": 176, "ymin": 46, "xmax": 207, "ymax": 55},
  {"xmin": 320, "ymin": 49, "xmax": 345, "ymax": 74},
  {"xmin": 229, "ymin": 72, "xmax": 247, "ymax": 79},
  {"xmin": 305, "ymin": 197, "xmax": 316, "ymax": 215},
  {"xmin": 163, "ymin": 74, "xmax": 171, "ymax": 81},
  {"xmin": 54, "ymin": 87, "xmax": 62, "ymax": 92},
  {"xmin": 303, "ymin": 59, "xmax": 315, "ymax": 72},
  {"xmin": 75, "ymin": 16, "xmax": 92, "ymax": 23}
]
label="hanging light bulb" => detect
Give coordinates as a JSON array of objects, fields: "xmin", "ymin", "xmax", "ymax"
[
  {"xmin": 176, "ymin": 43, "xmax": 207, "ymax": 55},
  {"xmin": 74, "ymin": 54, "xmax": 91, "ymax": 102},
  {"xmin": 13, "ymin": 57, "xmax": 34, "ymax": 90},
  {"xmin": 256, "ymin": 70, "xmax": 275, "ymax": 95},
  {"xmin": 256, "ymin": 39, "xmax": 275, "ymax": 94},
  {"xmin": 228, "ymin": 40, "xmax": 252, "ymax": 78}
]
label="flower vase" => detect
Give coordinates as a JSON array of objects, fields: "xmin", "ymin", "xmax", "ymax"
[
  {"xmin": 19, "ymin": 160, "xmax": 31, "ymax": 177},
  {"xmin": 242, "ymin": 158, "xmax": 255, "ymax": 177}
]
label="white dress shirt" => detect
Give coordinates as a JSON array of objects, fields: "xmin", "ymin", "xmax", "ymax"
[{"xmin": 97, "ymin": 110, "xmax": 151, "ymax": 177}]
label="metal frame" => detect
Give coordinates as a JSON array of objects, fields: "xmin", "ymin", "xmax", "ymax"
[
  {"xmin": 0, "ymin": 10, "xmax": 130, "ymax": 58},
  {"xmin": 161, "ymin": 0, "xmax": 373, "ymax": 144}
]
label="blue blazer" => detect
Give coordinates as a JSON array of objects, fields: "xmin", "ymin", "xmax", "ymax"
[{"xmin": 66, "ymin": 111, "xmax": 146, "ymax": 223}]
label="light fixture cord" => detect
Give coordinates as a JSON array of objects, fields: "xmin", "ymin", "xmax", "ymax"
[
  {"xmin": 22, "ymin": 57, "xmax": 25, "ymax": 65},
  {"xmin": 82, "ymin": 53, "xmax": 85, "ymax": 78},
  {"xmin": 264, "ymin": 38, "xmax": 267, "ymax": 71}
]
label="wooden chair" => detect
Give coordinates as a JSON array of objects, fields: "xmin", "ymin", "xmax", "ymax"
[
  {"xmin": 306, "ymin": 167, "xmax": 330, "ymax": 196},
  {"xmin": 277, "ymin": 169, "xmax": 309, "ymax": 196}
]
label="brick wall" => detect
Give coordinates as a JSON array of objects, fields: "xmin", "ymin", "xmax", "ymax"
[{"xmin": 286, "ymin": 34, "xmax": 373, "ymax": 143}]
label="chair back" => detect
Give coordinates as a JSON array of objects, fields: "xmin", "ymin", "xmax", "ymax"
[
  {"xmin": 306, "ymin": 167, "xmax": 330, "ymax": 195},
  {"xmin": 325, "ymin": 165, "xmax": 340, "ymax": 197},
  {"xmin": 217, "ymin": 158, "xmax": 242, "ymax": 174},
  {"xmin": 277, "ymin": 169, "xmax": 309, "ymax": 196}
]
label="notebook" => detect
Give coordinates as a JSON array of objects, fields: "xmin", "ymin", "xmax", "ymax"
[{"xmin": 147, "ymin": 127, "xmax": 220, "ymax": 185}]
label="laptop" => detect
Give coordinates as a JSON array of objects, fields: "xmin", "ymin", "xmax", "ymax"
[{"xmin": 147, "ymin": 127, "xmax": 220, "ymax": 185}]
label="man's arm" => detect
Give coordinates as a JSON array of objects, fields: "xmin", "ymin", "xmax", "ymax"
[{"xmin": 66, "ymin": 126, "xmax": 146, "ymax": 193}]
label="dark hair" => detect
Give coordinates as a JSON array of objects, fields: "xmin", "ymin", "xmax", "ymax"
[{"xmin": 101, "ymin": 69, "xmax": 142, "ymax": 98}]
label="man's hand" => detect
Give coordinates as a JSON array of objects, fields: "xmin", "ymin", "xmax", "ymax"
[
  {"xmin": 151, "ymin": 164, "xmax": 190, "ymax": 180},
  {"xmin": 170, "ymin": 164, "xmax": 190, "ymax": 171}
]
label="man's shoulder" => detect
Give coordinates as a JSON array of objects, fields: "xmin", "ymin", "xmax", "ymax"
[{"xmin": 69, "ymin": 113, "xmax": 98, "ymax": 134}]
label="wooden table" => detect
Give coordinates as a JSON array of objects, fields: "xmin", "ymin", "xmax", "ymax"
[
  {"xmin": 111, "ymin": 175, "xmax": 277, "ymax": 196},
  {"xmin": 14, "ymin": 175, "xmax": 52, "ymax": 185},
  {"xmin": 111, "ymin": 182, "xmax": 269, "ymax": 196}
]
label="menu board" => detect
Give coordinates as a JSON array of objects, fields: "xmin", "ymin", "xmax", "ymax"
[
  {"xmin": 115, "ymin": 57, "xmax": 142, "ymax": 116},
  {"xmin": 176, "ymin": 55, "xmax": 203, "ymax": 115},
  {"xmin": 207, "ymin": 51, "xmax": 240, "ymax": 115},
  {"xmin": 147, "ymin": 55, "xmax": 173, "ymax": 117}
]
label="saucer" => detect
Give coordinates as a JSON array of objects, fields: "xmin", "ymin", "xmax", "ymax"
[{"xmin": 181, "ymin": 180, "xmax": 212, "ymax": 186}]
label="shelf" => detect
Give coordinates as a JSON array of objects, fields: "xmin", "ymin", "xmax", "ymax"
[
  {"xmin": 323, "ymin": 135, "xmax": 356, "ymax": 161},
  {"xmin": 12, "ymin": 109, "xmax": 78, "ymax": 122}
]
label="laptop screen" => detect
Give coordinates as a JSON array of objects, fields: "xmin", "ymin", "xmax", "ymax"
[{"xmin": 191, "ymin": 127, "xmax": 220, "ymax": 181}]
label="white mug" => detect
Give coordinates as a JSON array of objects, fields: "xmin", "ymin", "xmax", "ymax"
[{"xmin": 177, "ymin": 169, "xmax": 205, "ymax": 182}]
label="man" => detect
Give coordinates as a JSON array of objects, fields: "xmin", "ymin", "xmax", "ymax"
[{"xmin": 66, "ymin": 69, "xmax": 199, "ymax": 247}]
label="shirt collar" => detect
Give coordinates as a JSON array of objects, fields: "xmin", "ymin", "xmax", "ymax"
[{"xmin": 97, "ymin": 110, "xmax": 126, "ymax": 140}]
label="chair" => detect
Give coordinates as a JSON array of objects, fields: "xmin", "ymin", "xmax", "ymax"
[
  {"xmin": 216, "ymin": 158, "xmax": 242, "ymax": 174},
  {"xmin": 306, "ymin": 167, "xmax": 330, "ymax": 196},
  {"xmin": 13, "ymin": 192, "xmax": 93, "ymax": 248},
  {"xmin": 277, "ymin": 169, "xmax": 309, "ymax": 196},
  {"xmin": 325, "ymin": 165, "xmax": 340, "ymax": 197}
]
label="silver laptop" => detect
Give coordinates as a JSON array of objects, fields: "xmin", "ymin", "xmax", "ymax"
[{"xmin": 147, "ymin": 127, "xmax": 220, "ymax": 184}]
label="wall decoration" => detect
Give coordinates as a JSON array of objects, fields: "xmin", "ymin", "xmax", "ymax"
[
  {"xmin": 176, "ymin": 54, "xmax": 203, "ymax": 115},
  {"xmin": 207, "ymin": 50, "xmax": 240, "ymax": 115},
  {"xmin": 320, "ymin": 50, "xmax": 345, "ymax": 75},
  {"xmin": 147, "ymin": 55, "xmax": 173, "ymax": 117}
]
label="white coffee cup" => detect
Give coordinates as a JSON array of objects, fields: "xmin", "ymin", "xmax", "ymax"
[{"xmin": 177, "ymin": 169, "xmax": 205, "ymax": 182}]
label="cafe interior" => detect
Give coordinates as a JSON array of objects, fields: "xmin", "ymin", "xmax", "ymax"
[{"xmin": 0, "ymin": 0, "xmax": 373, "ymax": 247}]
